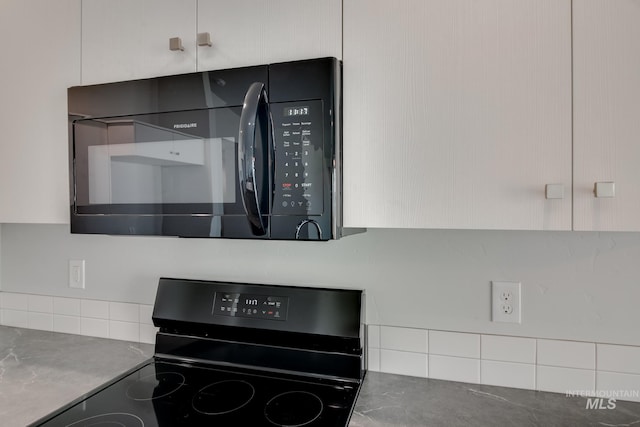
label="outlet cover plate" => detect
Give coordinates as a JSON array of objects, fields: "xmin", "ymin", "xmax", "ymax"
[{"xmin": 492, "ymin": 281, "xmax": 521, "ymax": 323}]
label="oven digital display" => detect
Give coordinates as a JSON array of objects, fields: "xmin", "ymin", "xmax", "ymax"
[{"xmin": 213, "ymin": 292, "xmax": 288, "ymax": 321}]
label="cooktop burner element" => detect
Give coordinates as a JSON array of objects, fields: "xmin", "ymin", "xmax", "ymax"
[
  {"xmin": 65, "ymin": 412, "xmax": 144, "ymax": 427},
  {"xmin": 265, "ymin": 391, "xmax": 324, "ymax": 427},
  {"xmin": 192, "ymin": 379, "xmax": 255, "ymax": 415},
  {"xmin": 30, "ymin": 278, "xmax": 365, "ymax": 427},
  {"xmin": 125, "ymin": 372, "xmax": 185, "ymax": 401}
]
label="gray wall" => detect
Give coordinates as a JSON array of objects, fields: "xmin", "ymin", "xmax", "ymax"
[{"xmin": 2, "ymin": 224, "xmax": 640, "ymax": 346}]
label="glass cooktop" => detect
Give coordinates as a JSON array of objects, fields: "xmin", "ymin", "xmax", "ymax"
[{"xmin": 34, "ymin": 359, "xmax": 360, "ymax": 427}]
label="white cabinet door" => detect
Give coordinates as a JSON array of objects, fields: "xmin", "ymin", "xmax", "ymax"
[
  {"xmin": 82, "ymin": 0, "xmax": 341, "ymax": 84},
  {"xmin": 196, "ymin": 0, "xmax": 342, "ymax": 71},
  {"xmin": 81, "ymin": 0, "xmax": 197, "ymax": 85},
  {"xmin": 0, "ymin": 0, "xmax": 80, "ymax": 224},
  {"xmin": 343, "ymin": 0, "xmax": 572, "ymax": 230},
  {"xmin": 573, "ymin": 0, "xmax": 640, "ymax": 231}
]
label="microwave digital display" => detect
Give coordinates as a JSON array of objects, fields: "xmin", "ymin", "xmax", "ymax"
[{"xmin": 283, "ymin": 106, "xmax": 309, "ymax": 117}]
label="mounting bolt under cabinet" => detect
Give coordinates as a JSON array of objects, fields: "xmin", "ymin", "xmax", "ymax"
[
  {"xmin": 69, "ymin": 260, "xmax": 85, "ymax": 289},
  {"xmin": 492, "ymin": 281, "xmax": 521, "ymax": 323}
]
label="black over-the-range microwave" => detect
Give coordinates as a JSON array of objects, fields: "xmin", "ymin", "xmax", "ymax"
[{"xmin": 68, "ymin": 57, "xmax": 361, "ymax": 240}]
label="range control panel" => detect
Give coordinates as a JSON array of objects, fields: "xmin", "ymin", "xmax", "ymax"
[
  {"xmin": 213, "ymin": 292, "xmax": 289, "ymax": 321},
  {"xmin": 272, "ymin": 100, "xmax": 324, "ymax": 215}
]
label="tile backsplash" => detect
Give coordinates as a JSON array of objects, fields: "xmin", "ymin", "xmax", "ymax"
[
  {"xmin": 367, "ymin": 325, "xmax": 640, "ymax": 403},
  {"xmin": 0, "ymin": 291, "xmax": 157, "ymax": 344},
  {"xmin": 2, "ymin": 290, "xmax": 639, "ymax": 403}
]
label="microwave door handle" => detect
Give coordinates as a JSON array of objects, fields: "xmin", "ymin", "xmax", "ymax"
[{"xmin": 238, "ymin": 82, "xmax": 268, "ymax": 235}]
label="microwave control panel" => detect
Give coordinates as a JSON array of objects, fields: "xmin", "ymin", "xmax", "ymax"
[{"xmin": 272, "ymin": 100, "xmax": 324, "ymax": 215}]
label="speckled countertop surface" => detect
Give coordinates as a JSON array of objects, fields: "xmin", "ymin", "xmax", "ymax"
[
  {"xmin": 0, "ymin": 327, "xmax": 154, "ymax": 426},
  {"xmin": 3, "ymin": 326, "xmax": 640, "ymax": 427},
  {"xmin": 351, "ymin": 372, "xmax": 640, "ymax": 427}
]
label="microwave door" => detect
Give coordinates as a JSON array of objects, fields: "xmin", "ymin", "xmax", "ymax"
[{"xmin": 238, "ymin": 82, "xmax": 272, "ymax": 236}]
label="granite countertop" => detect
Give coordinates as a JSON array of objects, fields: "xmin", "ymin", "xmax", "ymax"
[{"xmin": 2, "ymin": 326, "xmax": 640, "ymax": 427}]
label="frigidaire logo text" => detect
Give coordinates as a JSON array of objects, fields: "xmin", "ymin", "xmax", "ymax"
[{"xmin": 173, "ymin": 123, "xmax": 198, "ymax": 129}]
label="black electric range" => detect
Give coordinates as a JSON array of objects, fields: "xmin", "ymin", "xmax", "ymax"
[{"xmin": 30, "ymin": 278, "xmax": 365, "ymax": 427}]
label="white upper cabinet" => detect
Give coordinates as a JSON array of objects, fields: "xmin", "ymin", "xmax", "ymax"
[
  {"xmin": 0, "ymin": 0, "xmax": 80, "ymax": 224},
  {"xmin": 81, "ymin": 0, "xmax": 342, "ymax": 85},
  {"xmin": 343, "ymin": 0, "xmax": 572, "ymax": 230},
  {"xmin": 197, "ymin": 0, "xmax": 342, "ymax": 71},
  {"xmin": 573, "ymin": 0, "xmax": 640, "ymax": 231},
  {"xmin": 81, "ymin": 0, "xmax": 197, "ymax": 84}
]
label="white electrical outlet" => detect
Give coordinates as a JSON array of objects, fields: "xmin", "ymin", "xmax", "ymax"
[
  {"xmin": 69, "ymin": 260, "xmax": 85, "ymax": 289},
  {"xmin": 492, "ymin": 281, "xmax": 521, "ymax": 323}
]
